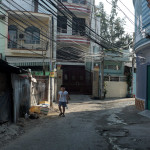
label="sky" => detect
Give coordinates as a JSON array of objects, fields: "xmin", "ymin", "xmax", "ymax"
[{"xmin": 95, "ymin": 0, "xmax": 135, "ymax": 35}]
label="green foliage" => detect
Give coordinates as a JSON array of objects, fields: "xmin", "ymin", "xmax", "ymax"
[{"xmin": 97, "ymin": 0, "xmax": 133, "ymax": 50}]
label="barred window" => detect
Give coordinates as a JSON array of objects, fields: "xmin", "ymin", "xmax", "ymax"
[{"xmin": 25, "ymin": 26, "xmax": 40, "ymax": 44}]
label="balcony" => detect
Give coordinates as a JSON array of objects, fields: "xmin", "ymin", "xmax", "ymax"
[
  {"xmin": 57, "ymin": 27, "xmax": 90, "ymax": 45},
  {"xmin": 59, "ymin": 0, "xmax": 90, "ymax": 15},
  {"xmin": 57, "ymin": 34, "xmax": 90, "ymax": 45},
  {"xmin": 6, "ymin": 11, "xmax": 51, "ymax": 57},
  {"xmin": 8, "ymin": 40, "xmax": 48, "ymax": 51}
]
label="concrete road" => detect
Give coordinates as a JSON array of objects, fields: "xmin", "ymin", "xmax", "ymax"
[{"xmin": 1, "ymin": 96, "xmax": 149, "ymax": 150}]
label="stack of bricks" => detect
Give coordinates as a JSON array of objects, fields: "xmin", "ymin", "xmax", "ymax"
[{"xmin": 135, "ymin": 98, "xmax": 145, "ymax": 111}]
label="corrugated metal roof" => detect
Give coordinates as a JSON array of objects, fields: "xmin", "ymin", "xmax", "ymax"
[
  {"xmin": 6, "ymin": 57, "xmax": 50, "ymax": 67},
  {"xmin": 0, "ymin": 59, "xmax": 27, "ymax": 74}
]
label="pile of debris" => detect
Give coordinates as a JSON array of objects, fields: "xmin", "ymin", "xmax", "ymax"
[
  {"xmin": 0, "ymin": 123, "xmax": 24, "ymax": 147},
  {"xmin": 29, "ymin": 101, "xmax": 51, "ymax": 119}
]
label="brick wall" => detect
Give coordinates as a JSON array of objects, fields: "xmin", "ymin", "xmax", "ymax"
[{"xmin": 135, "ymin": 98, "xmax": 145, "ymax": 111}]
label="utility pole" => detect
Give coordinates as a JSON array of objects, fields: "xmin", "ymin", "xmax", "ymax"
[
  {"xmin": 99, "ymin": 47, "xmax": 104, "ymax": 100},
  {"xmin": 50, "ymin": 61, "xmax": 53, "ymax": 107},
  {"xmin": 131, "ymin": 52, "xmax": 135, "ymax": 97},
  {"xmin": 42, "ymin": 49, "xmax": 45, "ymax": 76},
  {"xmin": 99, "ymin": 49, "xmax": 104, "ymax": 100},
  {"xmin": 50, "ymin": 20, "xmax": 53, "ymax": 107}
]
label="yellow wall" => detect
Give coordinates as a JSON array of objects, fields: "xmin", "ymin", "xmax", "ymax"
[
  {"xmin": 105, "ymin": 81, "xmax": 128, "ymax": 98},
  {"xmin": 6, "ymin": 15, "xmax": 51, "ymax": 58}
]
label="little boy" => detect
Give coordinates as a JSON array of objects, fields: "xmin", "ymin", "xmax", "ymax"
[{"xmin": 57, "ymin": 85, "xmax": 69, "ymax": 117}]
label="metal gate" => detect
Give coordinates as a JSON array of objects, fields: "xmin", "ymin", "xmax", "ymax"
[{"xmin": 63, "ymin": 66, "xmax": 92, "ymax": 94}]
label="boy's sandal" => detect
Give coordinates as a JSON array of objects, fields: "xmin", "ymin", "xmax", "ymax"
[
  {"xmin": 59, "ymin": 113, "xmax": 63, "ymax": 116},
  {"xmin": 62, "ymin": 114, "xmax": 65, "ymax": 117}
]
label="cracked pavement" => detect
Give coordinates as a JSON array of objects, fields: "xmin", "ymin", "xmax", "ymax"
[{"xmin": 1, "ymin": 95, "xmax": 150, "ymax": 150}]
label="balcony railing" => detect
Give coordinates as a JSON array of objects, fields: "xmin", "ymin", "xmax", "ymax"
[
  {"xmin": 61, "ymin": 0, "xmax": 87, "ymax": 5},
  {"xmin": 104, "ymin": 76, "xmax": 127, "ymax": 82},
  {"xmin": 72, "ymin": 0, "xmax": 87, "ymax": 5},
  {"xmin": 57, "ymin": 28, "xmax": 85, "ymax": 36},
  {"xmin": 59, "ymin": 0, "xmax": 90, "ymax": 14},
  {"xmin": 8, "ymin": 40, "xmax": 48, "ymax": 51}
]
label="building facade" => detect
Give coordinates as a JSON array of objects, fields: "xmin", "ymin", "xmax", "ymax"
[
  {"xmin": 0, "ymin": 1, "xmax": 7, "ymax": 60},
  {"xmin": 56, "ymin": 0, "xmax": 99, "ymax": 94},
  {"xmin": 0, "ymin": 0, "xmax": 57, "ymax": 102},
  {"xmin": 133, "ymin": 0, "xmax": 150, "ymax": 110},
  {"xmin": 1, "ymin": 0, "xmax": 56, "ymax": 74}
]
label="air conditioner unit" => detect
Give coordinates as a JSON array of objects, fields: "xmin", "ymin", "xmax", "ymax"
[
  {"xmin": 18, "ymin": 32, "xmax": 25, "ymax": 40},
  {"xmin": 0, "ymin": 15, "xmax": 5, "ymax": 20}
]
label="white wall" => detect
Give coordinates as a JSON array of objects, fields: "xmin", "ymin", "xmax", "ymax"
[
  {"xmin": 105, "ymin": 81, "xmax": 128, "ymax": 98},
  {"xmin": 2, "ymin": 0, "xmax": 33, "ymax": 11}
]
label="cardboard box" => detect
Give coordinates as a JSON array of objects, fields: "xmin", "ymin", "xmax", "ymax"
[
  {"xmin": 39, "ymin": 101, "xmax": 50, "ymax": 108},
  {"xmin": 39, "ymin": 101, "xmax": 50, "ymax": 105},
  {"xmin": 29, "ymin": 106, "xmax": 41, "ymax": 114}
]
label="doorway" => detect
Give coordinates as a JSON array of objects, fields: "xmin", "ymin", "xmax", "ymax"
[{"xmin": 63, "ymin": 66, "xmax": 92, "ymax": 94}]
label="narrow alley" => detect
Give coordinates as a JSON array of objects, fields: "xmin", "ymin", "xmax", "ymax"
[{"xmin": 1, "ymin": 96, "xmax": 150, "ymax": 150}]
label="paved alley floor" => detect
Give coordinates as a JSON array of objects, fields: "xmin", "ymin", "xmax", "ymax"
[{"xmin": 1, "ymin": 96, "xmax": 150, "ymax": 150}]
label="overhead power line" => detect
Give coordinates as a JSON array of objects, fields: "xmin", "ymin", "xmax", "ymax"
[{"xmin": 45, "ymin": 0, "xmax": 124, "ymax": 52}]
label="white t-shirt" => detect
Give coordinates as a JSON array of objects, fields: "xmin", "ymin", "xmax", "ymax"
[{"xmin": 58, "ymin": 91, "xmax": 68, "ymax": 102}]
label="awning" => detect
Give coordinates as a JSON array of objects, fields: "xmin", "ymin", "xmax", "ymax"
[
  {"xmin": 6, "ymin": 57, "xmax": 51, "ymax": 67},
  {"xmin": 0, "ymin": 59, "xmax": 27, "ymax": 74}
]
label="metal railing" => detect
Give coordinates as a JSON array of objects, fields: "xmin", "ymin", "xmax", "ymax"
[
  {"xmin": 57, "ymin": 28, "xmax": 86, "ymax": 36},
  {"xmin": 104, "ymin": 76, "xmax": 127, "ymax": 82},
  {"xmin": 61, "ymin": 0, "xmax": 87, "ymax": 5},
  {"xmin": 8, "ymin": 39, "xmax": 49, "ymax": 51}
]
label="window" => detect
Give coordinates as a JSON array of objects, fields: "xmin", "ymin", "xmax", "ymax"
[
  {"xmin": 34, "ymin": 0, "xmax": 39, "ymax": 12},
  {"xmin": 72, "ymin": 0, "xmax": 86, "ymax": 4},
  {"xmin": 108, "ymin": 65, "xmax": 116, "ymax": 70},
  {"xmin": 72, "ymin": 17, "xmax": 85, "ymax": 36},
  {"xmin": 25, "ymin": 26, "xmax": 40, "ymax": 44},
  {"xmin": 116, "ymin": 65, "xmax": 121, "ymax": 70},
  {"xmin": 8, "ymin": 25, "xmax": 18, "ymax": 48},
  {"xmin": 105, "ymin": 64, "xmax": 121, "ymax": 70},
  {"xmin": 93, "ymin": 46, "xmax": 99, "ymax": 54},
  {"xmin": 57, "ymin": 16, "xmax": 67, "ymax": 33},
  {"xmin": 104, "ymin": 65, "xmax": 108, "ymax": 69}
]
